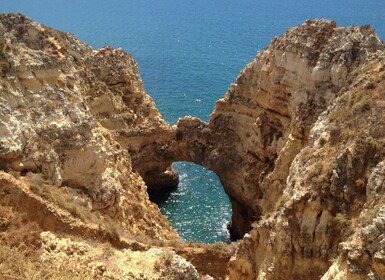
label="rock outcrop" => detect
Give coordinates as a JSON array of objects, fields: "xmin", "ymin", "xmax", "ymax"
[
  {"xmin": 134, "ymin": 20, "xmax": 385, "ymax": 244},
  {"xmin": 125, "ymin": 19, "xmax": 385, "ymax": 279},
  {"xmin": 0, "ymin": 13, "xmax": 178, "ymax": 240},
  {"xmin": 0, "ymin": 13, "xmax": 230, "ymax": 280},
  {"xmin": 222, "ymin": 22, "xmax": 385, "ymax": 279},
  {"xmin": 2, "ymin": 12, "xmax": 385, "ymax": 280},
  {"xmin": 39, "ymin": 231, "xmax": 200, "ymax": 280},
  {"xmin": 0, "ymin": 13, "xmax": 193, "ymax": 278},
  {"xmin": 207, "ymin": 20, "xmax": 385, "ymax": 238}
]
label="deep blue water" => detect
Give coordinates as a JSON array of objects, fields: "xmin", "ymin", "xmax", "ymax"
[{"xmin": 3, "ymin": 0, "xmax": 385, "ymax": 243}]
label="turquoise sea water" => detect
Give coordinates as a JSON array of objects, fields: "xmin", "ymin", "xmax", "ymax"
[
  {"xmin": 150, "ymin": 162, "xmax": 231, "ymax": 243},
  {"xmin": 3, "ymin": 0, "xmax": 385, "ymax": 243}
]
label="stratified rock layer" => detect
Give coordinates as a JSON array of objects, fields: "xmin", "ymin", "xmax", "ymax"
[
  {"xmin": 0, "ymin": 13, "xmax": 236, "ymax": 280},
  {"xmin": 2, "ymin": 13, "xmax": 385, "ymax": 280},
  {"xmin": 222, "ymin": 21, "xmax": 385, "ymax": 279},
  {"xmin": 137, "ymin": 20, "xmax": 385, "ymax": 248},
  {"xmin": 132, "ymin": 19, "xmax": 385, "ymax": 279},
  {"xmin": 208, "ymin": 20, "xmax": 385, "ymax": 238},
  {"xmin": 0, "ymin": 13, "xmax": 177, "ymax": 240}
]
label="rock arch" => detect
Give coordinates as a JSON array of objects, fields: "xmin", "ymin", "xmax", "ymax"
[
  {"xmin": 126, "ymin": 116, "xmax": 256, "ymax": 240},
  {"xmin": 80, "ymin": 19, "xmax": 385, "ymax": 243},
  {"xmin": 121, "ymin": 20, "xmax": 385, "ymax": 242}
]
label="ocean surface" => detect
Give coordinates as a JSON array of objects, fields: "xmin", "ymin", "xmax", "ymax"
[{"xmin": 3, "ymin": 0, "xmax": 385, "ymax": 243}]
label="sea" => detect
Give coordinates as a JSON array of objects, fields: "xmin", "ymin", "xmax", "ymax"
[{"xmin": 2, "ymin": 0, "xmax": 385, "ymax": 243}]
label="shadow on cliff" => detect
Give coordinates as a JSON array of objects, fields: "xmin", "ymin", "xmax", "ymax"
[{"xmin": 148, "ymin": 185, "xmax": 178, "ymax": 204}]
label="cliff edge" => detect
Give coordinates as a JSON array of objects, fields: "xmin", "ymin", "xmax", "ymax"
[
  {"xmin": 1, "ymin": 13, "xmax": 385, "ymax": 280},
  {"xmin": 221, "ymin": 20, "xmax": 385, "ymax": 279},
  {"xmin": 0, "ymin": 13, "xmax": 217, "ymax": 280}
]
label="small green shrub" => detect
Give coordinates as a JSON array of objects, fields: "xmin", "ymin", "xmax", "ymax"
[
  {"xmin": 364, "ymin": 136, "xmax": 378, "ymax": 150},
  {"xmin": 351, "ymin": 67, "xmax": 362, "ymax": 77},
  {"xmin": 334, "ymin": 213, "xmax": 349, "ymax": 232}
]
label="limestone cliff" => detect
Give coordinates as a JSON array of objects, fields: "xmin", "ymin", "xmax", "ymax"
[
  {"xmin": 0, "ymin": 13, "xmax": 178, "ymax": 240},
  {"xmin": 0, "ymin": 13, "xmax": 208, "ymax": 280},
  {"xmin": 220, "ymin": 21, "xmax": 385, "ymax": 279},
  {"xmin": 2, "ymin": 12, "xmax": 385, "ymax": 280},
  {"xmin": 0, "ymin": 13, "xmax": 235, "ymax": 280},
  {"xmin": 139, "ymin": 19, "xmax": 385, "ymax": 279},
  {"xmin": 139, "ymin": 20, "xmax": 385, "ymax": 249},
  {"xmin": 208, "ymin": 20, "xmax": 384, "ymax": 238}
]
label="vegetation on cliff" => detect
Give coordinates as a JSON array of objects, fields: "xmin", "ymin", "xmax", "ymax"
[{"xmin": 1, "ymin": 13, "xmax": 385, "ymax": 280}]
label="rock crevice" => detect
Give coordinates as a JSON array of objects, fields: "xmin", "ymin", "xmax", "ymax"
[
  {"xmin": 130, "ymin": 20, "xmax": 385, "ymax": 245},
  {"xmin": 2, "ymin": 14, "xmax": 385, "ymax": 279}
]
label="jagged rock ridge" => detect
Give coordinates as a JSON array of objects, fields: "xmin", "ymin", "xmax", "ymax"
[
  {"xmin": 0, "ymin": 13, "xmax": 178, "ymax": 240},
  {"xmin": 1, "ymin": 12, "xmax": 385, "ymax": 280},
  {"xmin": 135, "ymin": 19, "xmax": 385, "ymax": 242},
  {"xmin": 222, "ymin": 21, "xmax": 385, "ymax": 279},
  {"xmin": 0, "ymin": 13, "xmax": 215, "ymax": 280},
  {"xmin": 126, "ymin": 19, "xmax": 385, "ymax": 279}
]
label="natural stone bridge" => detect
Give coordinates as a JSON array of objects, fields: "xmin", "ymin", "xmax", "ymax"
[
  {"xmin": 116, "ymin": 20, "xmax": 385, "ymax": 241},
  {"xmin": 3, "ymin": 14, "xmax": 385, "ymax": 278},
  {"xmin": 120, "ymin": 116, "xmax": 254, "ymax": 240}
]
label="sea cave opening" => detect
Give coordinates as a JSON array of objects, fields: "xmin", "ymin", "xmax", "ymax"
[{"xmin": 149, "ymin": 161, "xmax": 232, "ymax": 244}]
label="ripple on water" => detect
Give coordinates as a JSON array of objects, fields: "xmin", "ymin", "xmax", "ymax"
[
  {"xmin": 4, "ymin": 0, "xmax": 385, "ymax": 245},
  {"xmin": 156, "ymin": 162, "xmax": 232, "ymax": 243}
]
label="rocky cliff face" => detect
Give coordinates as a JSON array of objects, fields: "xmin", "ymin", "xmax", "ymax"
[
  {"xmin": 222, "ymin": 21, "xmax": 385, "ymax": 279},
  {"xmin": 0, "ymin": 13, "xmax": 203, "ymax": 279},
  {"xmin": 2, "ymin": 12, "xmax": 385, "ymax": 280},
  {"xmin": 208, "ymin": 20, "xmax": 385, "ymax": 239},
  {"xmin": 0, "ymin": 13, "xmax": 177, "ymax": 240},
  {"xmin": 139, "ymin": 20, "xmax": 385, "ymax": 246},
  {"xmin": 140, "ymin": 19, "xmax": 385, "ymax": 279},
  {"xmin": 0, "ymin": 13, "xmax": 235, "ymax": 280}
]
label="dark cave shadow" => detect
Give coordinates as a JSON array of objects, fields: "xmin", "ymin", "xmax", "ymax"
[{"xmin": 148, "ymin": 185, "xmax": 178, "ymax": 204}]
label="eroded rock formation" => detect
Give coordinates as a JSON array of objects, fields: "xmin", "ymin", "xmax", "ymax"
[
  {"xmin": 207, "ymin": 20, "xmax": 385, "ymax": 239},
  {"xmin": 0, "ymin": 13, "xmax": 179, "ymax": 240},
  {"xmin": 0, "ymin": 13, "xmax": 234, "ymax": 279},
  {"xmin": 122, "ymin": 19, "xmax": 385, "ymax": 279},
  {"xmin": 223, "ymin": 22, "xmax": 385, "ymax": 279},
  {"xmin": 135, "ymin": 20, "xmax": 385, "ymax": 244},
  {"xmin": 2, "ymin": 12, "xmax": 385, "ymax": 280}
]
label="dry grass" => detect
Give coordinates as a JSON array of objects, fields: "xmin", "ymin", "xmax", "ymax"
[
  {"xmin": 0, "ymin": 242, "xmax": 94, "ymax": 280},
  {"xmin": 0, "ymin": 205, "xmax": 93, "ymax": 280},
  {"xmin": 29, "ymin": 182, "xmax": 91, "ymax": 222},
  {"xmin": 201, "ymin": 127, "xmax": 212, "ymax": 136},
  {"xmin": 153, "ymin": 250, "xmax": 175, "ymax": 272},
  {"xmin": 0, "ymin": 205, "xmax": 41, "ymax": 252},
  {"xmin": 105, "ymin": 219, "xmax": 121, "ymax": 240},
  {"xmin": 208, "ymin": 241, "xmax": 234, "ymax": 255},
  {"xmin": 26, "ymin": 175, "xmax": 130, "ymax": 244}
]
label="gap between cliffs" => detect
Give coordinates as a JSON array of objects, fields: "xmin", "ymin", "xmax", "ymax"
[
  {"xmin": 124, "ymin": 20, "xmax": 385, "ymax": 243},
  {"xmin": 2, "ymin": 14, "xmax": 385, "ymax": 278},
  {"xmin": 129, "ymin": 116, "xmax": 255, "ymax": 240},
  {"xmin": 149, "ymin": 161, "xmax": 232, "ymax": 243}
]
